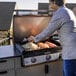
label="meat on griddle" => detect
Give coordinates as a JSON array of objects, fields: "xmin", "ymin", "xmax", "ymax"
[
  {"xmin": 37, "ymin": 42, "xmax": 49, "ymax": 49},
  {"xmin": 22, "ymin": 41, "xmax": 58, "ymax": 51},
  {"xmin": 45, "ymin": 41, "xmax": 57, "ymax": 48}
]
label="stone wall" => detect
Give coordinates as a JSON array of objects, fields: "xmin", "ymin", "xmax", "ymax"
[{"xmin": 0, "ymin": 31, "xmax": 9, "ymax": 46}]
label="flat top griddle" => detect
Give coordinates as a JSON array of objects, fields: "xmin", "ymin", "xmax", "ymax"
[{"xmin": 13, "ymin": 14, "xmax": 61, "ymax": 57}]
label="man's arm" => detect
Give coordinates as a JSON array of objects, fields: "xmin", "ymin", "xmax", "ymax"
[{"xmin": 34, "ymin": 14, "xmax": 62, "ymax": 42}]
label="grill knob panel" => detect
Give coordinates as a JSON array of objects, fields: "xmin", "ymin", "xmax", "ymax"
[
  {"xmin": 46, "ymin": 54, "xmax": 51, "ymax": 60},
  {"xmin": 31, "ymin": 57, "xmax": 36, "ymax": 63}
]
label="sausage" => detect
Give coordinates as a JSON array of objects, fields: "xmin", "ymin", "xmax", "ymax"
[
  {"xmin": 45, "ymin": 41, "xmax": 57, "ymax": 48},
  {"xmin": 37, "ymin": 42, "xmax": 49, "ymax": 49}
]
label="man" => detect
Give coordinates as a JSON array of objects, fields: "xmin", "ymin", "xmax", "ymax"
[{"xmin": 28, "ymin": 0, "xmax": 76, "ymax": 76}]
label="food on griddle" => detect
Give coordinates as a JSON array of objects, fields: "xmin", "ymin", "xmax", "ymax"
[
  {"xmin": 45, "ymin": 41, "xmax": 57, "ymax": 48},
  {"xmin": 22, "ymin": 42, "xmax": 40, "ymax": 51},
  {"xmin": 37, "ymin": 42, "xmax": 50, "ymax": 49},
  {"xmin": 22, "ymin": 41, "xmax": 57, "ymax": 51}
]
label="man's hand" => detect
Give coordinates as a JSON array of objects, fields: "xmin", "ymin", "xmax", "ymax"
[{"xmin": 28, "ymin": 36, "xmax": 35, "ymax": 42}]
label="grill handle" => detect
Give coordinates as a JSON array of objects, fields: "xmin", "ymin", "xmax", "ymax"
[
  {"xmin": 21, "ymin": 55, "xmax": 25, "ymax": 67},
  {"xmin": 0, "ymin": 60, "xmax": 7, "ymax": 63},
  {"xmin": 0, "ymin": 71, "xmax": 8, "ymax": 74},
  {"xmin": 45, "ymin": 65, "xmax": 49, "ymax": 74}
]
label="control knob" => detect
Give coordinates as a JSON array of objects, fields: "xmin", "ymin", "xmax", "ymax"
[
  {"xmin": 31, "ymin": 57, "xmax": 36, "ymax": 63},
  {"xmin": 46, "ymin": 54, "xmax": 51, "ymax": 60}
]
